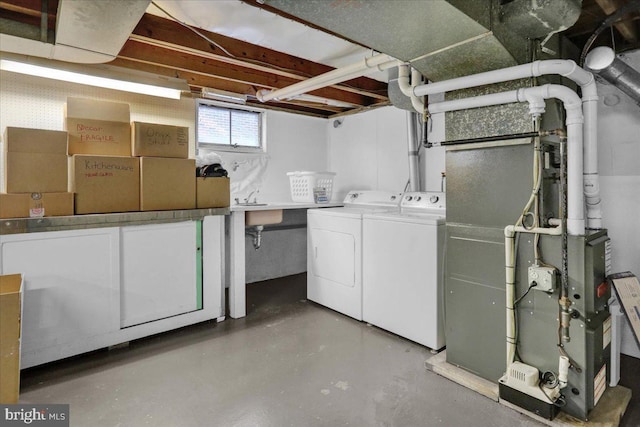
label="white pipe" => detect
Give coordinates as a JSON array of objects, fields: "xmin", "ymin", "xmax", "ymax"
[
  {"xmin": 406, "ymin": 112, "xmax": 420, "ymax": 192},
  {"xmin": 397, "ymin": 64, "xmax": 425, "ymax": 114},
  {"xmin": 256, "ymin": 53, "xmax": 398, "ymax": 103},
  {"xmin": 429, "ymin": 84, "xmax": 585, "ymax": 236},
  {"xmin": 504, "ymin": 224, "xmax": 563, "ymax": 365},
  {"xmin": 414, "ymin": 60, "xmax": 602, "ymax": 230}
]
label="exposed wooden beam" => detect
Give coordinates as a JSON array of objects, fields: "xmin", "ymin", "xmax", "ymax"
[
  {"xmin": 0, "ymin": 0, "xmax": 57, "ymax": 27},
  {"xmin": 131, "ymin": 13, "xmax": 388, "ymax": 99},
  {"xmin": 109, "ymin": 57, "xmax": 352, "ymax": 118},
  {"xmin": 594, "ymin": 0, "xmax": 638, "ymax": 42},
  {"xmin": 118, "ymin": 40, "xmax": 380, "ymax": 106}
]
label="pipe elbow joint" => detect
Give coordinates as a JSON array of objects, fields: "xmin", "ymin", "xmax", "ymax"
[{"xmin": 256, "ymin": 89, "xmax": 270, "ymax": 103}]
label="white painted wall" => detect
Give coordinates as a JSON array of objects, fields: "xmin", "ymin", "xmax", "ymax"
[
  {"xmin": 327, "ymin": 104, "xmax": 446, "ymax": 199},
  {"xmin": 259, "ymin": 111, "xmax": 328, "ymax": 202},
  {"xmin": 594, "ymin": 50, "xmax": 640, "ymax": 358},
  {"xmin": 327, "ymin": 106, "xmax": 409, "ymax": 200}
]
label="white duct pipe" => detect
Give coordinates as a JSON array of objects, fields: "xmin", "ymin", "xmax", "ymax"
[
  {"xmin": 429, "ymin": 84, "xmax": 585, "ymax": 236},
  {"xmin": 256, "ymin": 53, "xmax": 398, "ymax": 103},
  {"xmin": 406, "ymin": 112, "xmax": 421, "ymax": 192},
  {"xmin": 413, "ymin": 60, "xmax": 601, "ymax": 231},
  {"xmin": 397, "ymin": 64, "xmax": 425, "ymax": 113}
]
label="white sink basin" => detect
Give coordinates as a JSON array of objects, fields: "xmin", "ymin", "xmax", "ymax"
[{"xmin": 245, "ymin": 209, "xmax": 283, "ymax": 226}]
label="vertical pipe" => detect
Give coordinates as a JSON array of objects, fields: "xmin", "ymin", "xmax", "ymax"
[
  {"xmin": 406, "ymin": 112, "xmax": 420, "ymax": 192},
  {"xmin": 559, "ymin": 139, "xmax": 571, "ymax": 343}
]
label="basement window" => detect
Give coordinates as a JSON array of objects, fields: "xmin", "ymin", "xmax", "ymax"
[{"xmin": 196, "ymin": 99, "xmax": 265, "ymax": 153}]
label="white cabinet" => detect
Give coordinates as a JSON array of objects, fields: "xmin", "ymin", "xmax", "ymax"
[
  {"xmin": 120, "ymin": 222, "xmax": 198, "ymax": 327},
  {"xmin": 0, "ymin": 215, "xmax": 225, "ymax": 368},
  {"xmin": 0, "ymin": 228, "xmax": 120, "ymax": 365}
]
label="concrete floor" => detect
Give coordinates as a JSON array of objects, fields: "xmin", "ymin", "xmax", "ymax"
[{"xmin": 20, "ymin": 273, "xmax": 639, "ymax": 427}]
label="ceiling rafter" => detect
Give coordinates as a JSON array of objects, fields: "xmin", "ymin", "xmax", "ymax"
[{"xmin": 594, "ymin": 0, "xmax": 638, "ymax": 42}]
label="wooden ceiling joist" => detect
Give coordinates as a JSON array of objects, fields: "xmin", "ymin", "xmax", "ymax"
[
  {"xmin": 594, "ymin": 0, "xmax": 638, "ymax": 42},
  {"xmin": 129, "ymin": 13, "xmax": 388, "ymax": 99}
]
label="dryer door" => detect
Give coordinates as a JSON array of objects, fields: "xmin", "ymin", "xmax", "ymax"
[{"xmin": 309, "ymin": 228, "xmax": 356, "ymax": 287}]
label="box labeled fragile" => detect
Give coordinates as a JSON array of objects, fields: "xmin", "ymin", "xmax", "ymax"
[{"xmin": 66, "ymin": 98, "xmax": 131, "ymax": 156}]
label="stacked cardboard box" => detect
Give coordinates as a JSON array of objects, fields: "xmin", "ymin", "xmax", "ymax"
[
  {"xmin": 3, "ymin": 97, "xmax": 228, "ymax": 216},
  {"xmin": 132, "ymin": 121, "xmax": 196, "ymax": 211},
  {"xmin": 66, "ymin": 98, "xmax": 140, "ymax": 214},
  {"xmin": 0, "ymin": 127, "xmax": 74, "ymax": 219},
  {"xmin": 0, "ymin": 274, "xmax": 23, "ymax": 404}
]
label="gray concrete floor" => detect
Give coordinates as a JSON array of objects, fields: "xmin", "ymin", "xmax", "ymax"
[{"xmin": 20, "ymin": 273, "xmax": 639, "ymax": 427}]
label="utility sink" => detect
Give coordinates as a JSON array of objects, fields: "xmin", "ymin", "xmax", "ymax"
[{"xmin": 245, "ymin": 209, "xmax": 283, "ymax": 226}]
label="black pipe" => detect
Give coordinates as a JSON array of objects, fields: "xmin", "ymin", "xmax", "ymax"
[{"xmin": 431, "ymin": 131, "xmax": 540, "ymax": 147}]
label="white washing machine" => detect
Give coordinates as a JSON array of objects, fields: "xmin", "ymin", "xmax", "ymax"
[
  {"xmin": 307, "ymin": 191, "xmax": 402, "ymax": 320},
  {"xmin": 362, "ymin": 191, "xmax": 446, "ymax": 350}
]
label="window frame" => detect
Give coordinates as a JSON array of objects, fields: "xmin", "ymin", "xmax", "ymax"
[{"xmin": 195, "ymin": 98, "xmax": 267, "ymax": 154}]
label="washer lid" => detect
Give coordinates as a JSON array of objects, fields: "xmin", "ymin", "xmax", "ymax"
[
  {"xmin": 363, "ymin": 211, "xmax": 445, "ymax": 225},
  {"xmin": 310, "ymin": 205, "xmax": 399, "ymax": 218}
]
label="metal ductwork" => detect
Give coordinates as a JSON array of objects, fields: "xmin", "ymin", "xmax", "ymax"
[
  {"xmin": 500, "ymin": 0, "xmax": 582, "ymax": 39},
  {"xmin": 585, "ymin": 46, "xmax": 640, "ymax": 105},
  {"xmin": 0, "ymin": 0, "xmax": 151, "ymax": 63},
  {"xmin": 263, "ymin": 0, "xmax": 583, "ymax": 82}
]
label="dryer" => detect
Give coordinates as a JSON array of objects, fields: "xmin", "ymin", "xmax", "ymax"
[
  {"xmin": 362, "ymin": 191, "xmax": 446, "ymax": 350},
  {"xmin": 307, "ymin": 191, "xmax": 401, "ymax": 320}
]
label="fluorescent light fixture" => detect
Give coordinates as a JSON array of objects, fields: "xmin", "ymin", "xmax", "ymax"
[
  {"xmin": 0, "ymin": 54, "xmax": 189, "ymax": 99},
  {"xmin": 201, "ymin": 87, "xmax": 247, "ymax": 104}
]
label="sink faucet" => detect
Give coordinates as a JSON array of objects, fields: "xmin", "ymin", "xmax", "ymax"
[{"xmin": 244, "ymin": 190, "xmax": 258, "ymax": 204}]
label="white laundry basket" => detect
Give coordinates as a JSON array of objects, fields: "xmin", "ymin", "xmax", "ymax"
[{"xmin": 287, "ymin": 171, "xmax": 336, "ymax": 203}]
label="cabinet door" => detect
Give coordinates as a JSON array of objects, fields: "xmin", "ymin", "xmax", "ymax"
[
  {"xmin": 120, "ymin": 221, "xmax": 198, "ymax": 328},
  {"xmin": 0, "ymin": 228, "xmax": 120, "ymax": 357}
]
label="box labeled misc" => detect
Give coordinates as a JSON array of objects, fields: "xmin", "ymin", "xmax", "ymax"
[
  {"xmin": 71, "ymin": 155, "xmax": 140, "ymax": 214},
  {"xmin": 66, "ymin": 98, "xmax": 131, "ymax": 156},
  {"xmin": 132, "ymin": 122, "xmax": 189, "ymax": 158},
  {"xmin": 140, "ymin": 157, "xmax": 195, "ymax": 211},
  {"xmin": 0, "ymin": 273, "xmax": 23, "ymax": 404},
  {"xmin": 196, "ymin": 177, "xmax": 230, "ymax": 208},
  {"xmin": 2, "ymin": 127, "xmax": 68, "ymax": 193},
  {"xmin": 0, "ymin": 192, "xmax": 74, "ymax": 219}
]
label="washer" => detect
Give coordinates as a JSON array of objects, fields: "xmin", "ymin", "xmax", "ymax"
[
  {"xmin": 307, "ymin": 191, "xmax": 401, "ymax": 320},
  {"xmin": 362, "ymin": 191, "xmax": 446, "ymax": 350}
]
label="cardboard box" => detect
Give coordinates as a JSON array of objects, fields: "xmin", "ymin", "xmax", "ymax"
[
  {"xmin": 140, "ymin": 157, "xmax": 195, "ymax": 211},
  {"xmin": 0, "ymin": 192, "xmax": 74, "ymax": 219},
  {"xmin": 0, "ymin": 274, "xmax": 23, "ymax": 404},
  {"xmin": 4, "ymin": 127, "xmax": 68, "ymax": 154},
  {"xmin": 132, "ymin": 122, "xmax": 189, "ymax": 158},
  {"xmin": 2, "ymin": 127, "xmax": 69, "ymax": 193},
  {"xmin": 196, "ymin": 177, "xmax": 230, "ymax": 208},
  {"xmin": 66, "ymin": 98, "xmax": 131, "ymax": 156},
  {"xmin": 4, "ymin": 152, "xmax": 69, "ymax": 193},
  {"xmin": 71, "ymin": 155, "xmax": 140, "ymax": 214}
]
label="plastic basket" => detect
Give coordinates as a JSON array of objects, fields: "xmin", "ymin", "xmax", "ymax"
[{"xmin": 287, "ymin": 171, "xmax": 336, "ymax": 203}]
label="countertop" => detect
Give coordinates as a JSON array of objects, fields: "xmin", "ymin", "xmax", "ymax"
[
  {"xmin": 230, "ymin": 202, "xmax": 343, "ymax": 212},
  {"xmin": 0, "ymin": 207, "xmax": 230, "ymax": 235}
]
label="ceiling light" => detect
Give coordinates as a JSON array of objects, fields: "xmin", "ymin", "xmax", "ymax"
[
  {"xmin": 0, "ymin": 54, "xmax": 189, "ymax": 99},
  {"xmin": 201, "ymin": 88, "xmax": 247, "ymax": 104}
]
